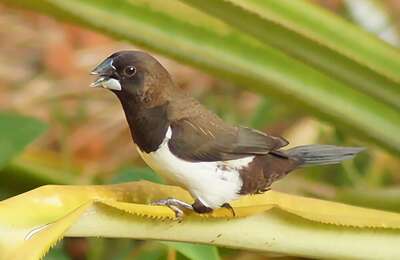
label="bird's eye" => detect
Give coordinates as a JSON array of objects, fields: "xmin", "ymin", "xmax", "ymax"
[{"xmin": 123, "ymin": 66, "xmax": 136, "ymax": 77}]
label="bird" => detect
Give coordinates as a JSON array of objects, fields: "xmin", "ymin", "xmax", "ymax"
[{"xmin": 90, "ymin": 50, "xmax": 364, "ymax": 218}]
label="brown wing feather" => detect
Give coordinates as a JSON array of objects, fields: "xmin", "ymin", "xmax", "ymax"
[{"xmin": 167, "ymin": 97, "xmax": 288, "ymax": 162}]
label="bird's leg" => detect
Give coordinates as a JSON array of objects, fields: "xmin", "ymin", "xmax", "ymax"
[
  {"xmin": 151, "ymin": 198, "xmax": 193, "ymax": 219},
  {"xmin": 192, "ymin": 199, "xmax": 213, "ymax": 214},
  {"xmin": 152, "ymin": 198, "xmax": 216, "ymax": 218},
  {"xmin": 221, "ymin": 202, "xmax": 236, "ymax": 217}
]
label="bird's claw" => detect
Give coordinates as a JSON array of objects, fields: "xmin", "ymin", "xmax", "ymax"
[
  {"xmin": 151, "ymin": 198, "xmax": 193, "ymax": 219},
  {"xmin": 221, "ymin": 202, "xmax": 236, "ymax": 217}
]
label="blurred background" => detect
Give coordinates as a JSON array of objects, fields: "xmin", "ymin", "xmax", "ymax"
[{"xmin": 1, "ymin": 0, "xmax": 400, "ymax": 259}]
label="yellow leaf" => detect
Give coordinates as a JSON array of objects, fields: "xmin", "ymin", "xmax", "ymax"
[{"xmin": 1, "ymin": 181, "xmax": 400, "ymax": 259}]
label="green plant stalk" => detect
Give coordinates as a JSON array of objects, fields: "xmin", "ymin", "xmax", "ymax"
[
  {"xmin": 336, "ymin": 187, "xmax": 400, "ymax": 213},
  {"xmin": 180, "ymin": 0, "xmax": 400, "ymax": 110},
  {"xmin": 1, "ymin": 158, "xmax": 75, "ymax": 186},
  {"xmin": 3, "ymin": 0, "xmax": 400, "ymax": 155}
]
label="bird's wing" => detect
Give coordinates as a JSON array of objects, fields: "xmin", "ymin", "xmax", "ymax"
[{"xmin": 168, "ymin": 115, "xmax": 288, "ymax": 162}]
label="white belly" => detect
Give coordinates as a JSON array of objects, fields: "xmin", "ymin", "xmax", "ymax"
[{"xmin": 137, "ymin": 128, "xmax": 253, "ymax": 209}]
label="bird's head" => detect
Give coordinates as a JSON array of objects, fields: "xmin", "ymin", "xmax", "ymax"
[{"xmin": 90, "ymin": 51, "xmax": 173, "ymax": 102}]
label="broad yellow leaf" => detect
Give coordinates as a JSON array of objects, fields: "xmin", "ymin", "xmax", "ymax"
[{"xmin": 1, "ymin": 181, "xmax": 400, "ymax": 259}]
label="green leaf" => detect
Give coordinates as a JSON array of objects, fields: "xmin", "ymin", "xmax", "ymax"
[
  {"xmin": 249, "ymin": 98, "xmax": 275, "ymax": 129},
  {"xmin": 43, "ymin": 242, "xmax": 69, "ymax": 260},
  {"xmin": 3, "ymin": 0, "xmax": 400, "ymax": 155},
  {"xmin": 163, "ymin": 242, "xmax": 220, "ymax": 260},
  {"xmin": 135, "ymin": 245, "xmax": 166, "ymax": 260},
  {"xmin": 336, "ymin": 187, "xmax": 400, "ymax": 213},
  {"xmin": 0, "ymin": 113, "xmax": 47, "ymax": 170},
  {"xmin": 181, "ymin": 0, "xmax": 400, "ymax": 110}
]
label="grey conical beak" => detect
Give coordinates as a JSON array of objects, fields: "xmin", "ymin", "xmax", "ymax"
[
  {"xmin": 91, "ymin": 58, "xmax": 115, "ymax": 76},
  {"xmin": 90, "ymin": 58, "xmax": 122, "ymax": 91}
]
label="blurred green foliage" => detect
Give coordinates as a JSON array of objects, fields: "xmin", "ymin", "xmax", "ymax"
[
  {"xmin": 4, "ymin": 0, "xmax": 400, "ymax": 154},
  {"xmin": 0, "ymin": 113, "xmax": 47, "ymax": 169},
  {"xmin": 163, "ymin": 242, "xmax": 220, "ymax": 260}
]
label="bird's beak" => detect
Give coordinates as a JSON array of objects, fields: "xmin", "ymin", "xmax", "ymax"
[{"xmin": 90, "ymin": 58, "xmax": 122, "ymax": 91}]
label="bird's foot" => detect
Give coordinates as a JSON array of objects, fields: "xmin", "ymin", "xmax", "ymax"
[
  {"xmin": 152, "ymin": 198, "xmax": 232, "ymax": 218},
  {"xmin": 192, "ymin": 199, "xmax": 213, "ymax": 214},
  {"xmin": 151, "ymin": 198, "xmax": 193, "ymax": 219},
  {"xmin": 221, "ymin": 202, "xmax": 236, "ymax": 217}
]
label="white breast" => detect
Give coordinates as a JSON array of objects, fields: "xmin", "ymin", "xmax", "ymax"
[{"xmin": 137, "ymin": 127, "xmax": 254, "ymax": 209}]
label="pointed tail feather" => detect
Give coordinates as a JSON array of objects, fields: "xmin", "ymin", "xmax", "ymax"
[{"xmin": 286, "ymin": 145, "xmax": 364, "ymax": 166}]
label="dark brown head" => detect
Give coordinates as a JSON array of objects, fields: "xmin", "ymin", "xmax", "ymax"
[
  {"xmin": 90, "ymin": 51, "xmax": 174, "ymax": 106},
  {"xmin": 90, "ymin": 51, "xmax": 174, "ymax": 152}
]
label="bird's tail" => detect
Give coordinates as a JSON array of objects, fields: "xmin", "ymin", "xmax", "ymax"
[{"xmin": 286, "ymin": 145, "xmax": 364, "ymax": 166}]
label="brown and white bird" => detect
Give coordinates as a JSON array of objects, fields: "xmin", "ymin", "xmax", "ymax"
[{"xmin": 91, "ymin": 51, "xmax": 363, "ymax": 217}]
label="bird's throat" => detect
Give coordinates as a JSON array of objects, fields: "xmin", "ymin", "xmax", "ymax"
[{"xmin": 116, "ymin": 93, "xmax": 170, "ymax": 153}]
